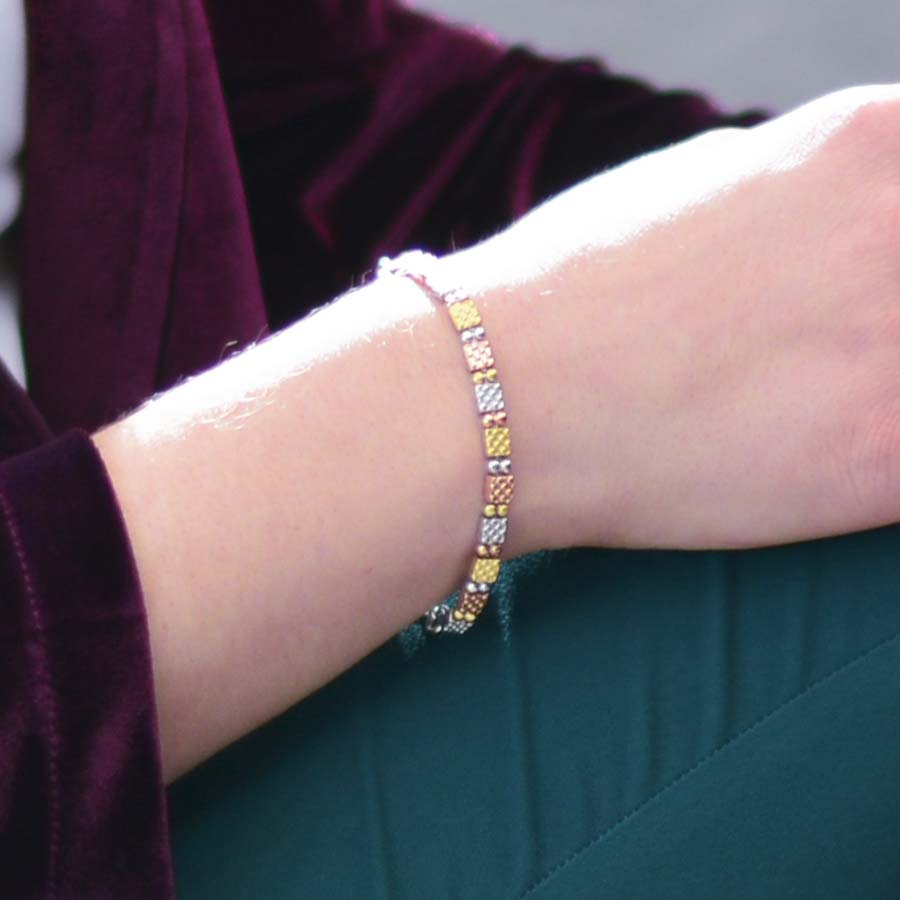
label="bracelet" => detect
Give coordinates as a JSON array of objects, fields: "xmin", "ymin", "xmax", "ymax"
[{"xmin": 376, "ymin": 250, "xmax": 514, "ymax": 635}]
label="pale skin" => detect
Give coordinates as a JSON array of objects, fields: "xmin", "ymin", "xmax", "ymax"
[{"xmin": 95, "ymin": 83, "xmax": 900, "ymax": 784}]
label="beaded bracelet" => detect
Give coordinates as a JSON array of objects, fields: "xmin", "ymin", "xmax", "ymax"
[{"xmin": 376, "ymin": 250, "xmax": 514, "ymax": 635}]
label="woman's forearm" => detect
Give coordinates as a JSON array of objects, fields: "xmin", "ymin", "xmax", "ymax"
[
  {"xmin": 93, "ymin": 84, "xmax": 900, "ymax": 784},
  {"xmin": 93, "ymin": 260, "xmax": 554, "ymax": 784}
]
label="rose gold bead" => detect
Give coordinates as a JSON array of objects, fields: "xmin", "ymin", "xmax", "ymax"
[{"xmin": 486, "ymin": 474, "xmax": 515, "ymax": 504}]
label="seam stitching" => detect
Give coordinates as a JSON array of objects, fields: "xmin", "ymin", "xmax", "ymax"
[
  {"xmin": 513, "ymin": 621, "xmax": 900, "ymax": 900},
  {"xmin": 0, "ymin": 487, "xmax": 61, "ymax": 900}
]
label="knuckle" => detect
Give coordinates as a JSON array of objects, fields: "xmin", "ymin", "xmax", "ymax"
[
  {"xmin": 828, "ymin": 86, "xmax": 900, "ymax": 162},
  {"xmin": 843, "ymin": 401, "xmax": 900, "ymax": 523},
  {"xmin": 871, "ymin": 181, "xmax": 900, "ymax": 252},
  {"xmin": 837, "ymin": 176, "xmax": 900, "ymax": 277}
]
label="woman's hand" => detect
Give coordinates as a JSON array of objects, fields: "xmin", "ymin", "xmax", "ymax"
[{"xmin": 445, "ymin": 84, "xmax": 900, "ymax": 552}]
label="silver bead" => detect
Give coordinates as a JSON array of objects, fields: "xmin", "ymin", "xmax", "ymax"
[
  {"xmin": 465, "ymin": 581, "xmax": 479, "ymax": 593},
  {"xmin": 481, "ymin": 516, "xmax": 508, "ymax": 545},
  {"xmin": 478, "ymin": 582, "xmax": 491, "ymax": 593},
  {"xmin": 488, "ymin": 460, "xmax": 500, "ymax": 475},
  {"xmin": 444, "ymin": 287, "xmax": 468, "ymax": 304},
  {"xmin": 444, "ymin": 616, "xmax": 472, "ymax": 635},
  {"xmin": 475, "ymin": 381, "xmax": 504, "ymax": 413}
]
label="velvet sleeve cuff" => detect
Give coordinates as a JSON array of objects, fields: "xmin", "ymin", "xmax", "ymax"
[{"xmin": 0, "ymin": 428, "xmax": 176, "ymax": 899}]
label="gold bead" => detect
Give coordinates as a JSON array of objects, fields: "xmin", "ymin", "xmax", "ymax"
[
  {"xmin": 497, "ymin": 504, "xmax": 509, "ymax": 517},
  {"xmin": 484, "ymin": 427, "xmax": 511, "ymax": 458},
  {"xmin": 472, "ymin": 371, "xmax": 485, "ymax": 384},
  {"xmin": 465, "ymin": 613, "xmax": 477, "ymax": 622},
  {"xmin": 448, "ymin": 299, "xmax": 481, "ymax": 331},
  {"xmin": 484, "ymin": 504, "xmax": 497, "ymax": 517},
  {"xmin": 453, "ymin": 609, "xmax": 465, "ymax": 620},
  {"xmin": 477, "ymin": 544, "xmax": 490, "ymax": 558},
  {"xmin": 471, "ymin": 557, "xmax": 501, "ymax": 583}
]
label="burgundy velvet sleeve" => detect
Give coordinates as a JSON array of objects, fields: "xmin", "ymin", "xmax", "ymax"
[
  {"xmin": 204, "ymin": 0, "xmax": 776, "ymax": 332},
  {"xmin": 0, "ymin": 430, "xmax": 175, "ymax": 899}
]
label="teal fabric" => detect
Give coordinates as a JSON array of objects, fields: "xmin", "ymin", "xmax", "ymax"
[{"xmin": 168, "ymin": 529, "xmax": 900, "ymax": 898}]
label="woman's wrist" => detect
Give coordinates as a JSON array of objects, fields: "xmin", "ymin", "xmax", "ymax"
[
  {"xmin": 434, "ymin": 233, "xmax": 626, "ymax": 555},
  {"xmin": 447, "ymin": 88, "xmax": 900, "ymax": 558},
  {"xmin": 93, "ymin": 269, "xmax": 515, "ymax": 780}
]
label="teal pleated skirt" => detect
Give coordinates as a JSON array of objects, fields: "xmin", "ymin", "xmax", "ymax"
[{"xmin": 168, "ymin": 526, "xmax": 900, "ymax": 898}]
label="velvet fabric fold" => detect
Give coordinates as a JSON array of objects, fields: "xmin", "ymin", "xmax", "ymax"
[
  {"xmin": 0, "ymin": 429, "xmax": 175, "ymax": 899},
  {"xmin": 210, "ymin": 2, "xmax": 770, "ymax": 333},
  {"xmin": 23, "ymin": 0, "xmax": 269, "ymax": 435},
  {"xmin": 0, "ymin": 0, "xmax": 775, "ymax": 896}
]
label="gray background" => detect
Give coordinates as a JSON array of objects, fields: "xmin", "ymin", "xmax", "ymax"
[{"xmin": 415, "ymin": 0, "xmax": 898, "ymax": 116}]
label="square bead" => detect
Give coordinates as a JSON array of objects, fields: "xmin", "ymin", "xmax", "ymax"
[
  {"xmin": 481, "ymin": 516, "xmax": 508, "ymax": 545},
  {"xmin": 448, "ymin": 299, "xmax": 481, "ymax": 331},
  {"xmin": 475, "ymin": 381, "xmax": 504, "ymax": 413},
  {"xmin": 445, "ymin": 615, "xmax": 473, "ymax": 633},
  {"xmin": 486, "ymin": 474, "xmax": 515, "ymax": 504},
  {"xmin": 484, "ymin": 427, "xmax": 511, "ymax": 458},
  {"xmin": 471, "ymin": 558, "xmax": 501, "ymax": 583},
  {"xmin": 463, "ymin": 339, "xmax": 494, "ymax": 372},
  {"xmin": 459, "ymin": 591, "xmax": 489, "ymax": 617}
]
